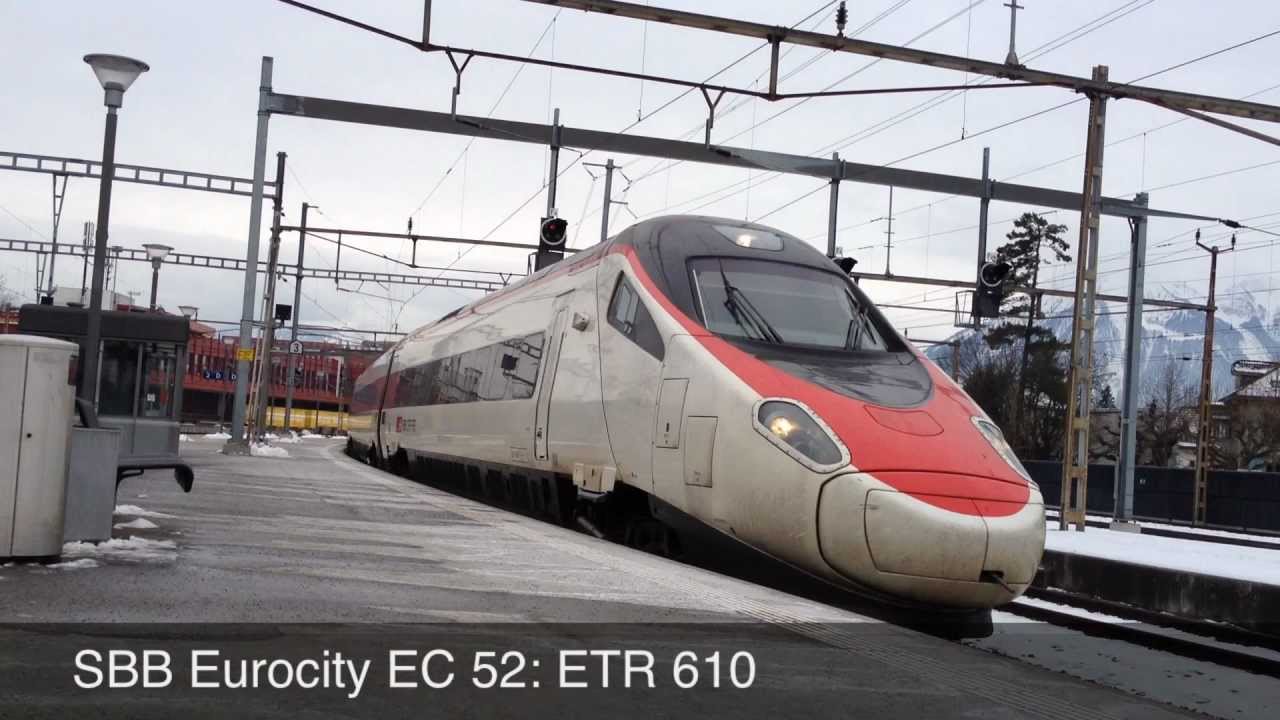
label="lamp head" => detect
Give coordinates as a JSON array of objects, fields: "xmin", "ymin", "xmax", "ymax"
[
  {"xmin": 142, "ymin": 243, "xmax": 173, "ymax": 261},
  {"xmin": 84, "ymin": 54, "xmax": 149, "ymax": 108}
]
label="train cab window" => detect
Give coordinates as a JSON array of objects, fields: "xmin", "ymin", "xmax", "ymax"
[
  {"xmin": 690, "ymin": 257, "xmax": 890, "ymax": 352},
  {"xmin": 608, "ymin": 276, "xmax": 664, "ymax": 360}
]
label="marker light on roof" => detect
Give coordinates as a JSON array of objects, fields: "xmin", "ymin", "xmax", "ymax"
[{"xmin": 715, "ymin": 225, "xmax": 784, "ymax": 251}]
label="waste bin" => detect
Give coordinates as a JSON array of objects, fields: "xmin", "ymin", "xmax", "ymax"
[
  {"xmin": 63, "ymin": 426, "xmax": 122, "ymax": 543},
  {"xmin": 0, "ymin": 335, "xmax": 77, "ymax": 559}
]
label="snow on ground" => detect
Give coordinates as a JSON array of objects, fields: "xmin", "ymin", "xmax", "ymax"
[
  {"xmin": 1046, "ymin": 510, "xmax": 1280, "ymax": 546},
  {"xmin": 179, "ymin": 434, "xmax": 191, "ymax": 442},
  {"xmin": 114, "ymin": 505, "xmax": 175, "ymax": 519},
  {"xmin": 113, "ymin": 518, "xmax": 158, "ymax": 530},
  {"xmin": 250, "ymin": 443, "xmax": 290, "ymax": 458},
  {"xmin": 1045, "ymin": 525, "xmax": 1280, "ymax": 585},
  {"xmin": 61, "ymin": 537, "xmax": 178, "ymax": 564},
  {"xmin": 272, "ymin": 431, "xmax": 300, "ymax": 444},
  {"xmin": 205, "ymin": 432, "xmax": 231, "ymax": 440}
]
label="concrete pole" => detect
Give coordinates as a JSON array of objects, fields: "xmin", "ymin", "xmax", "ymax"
[
  {"xmin": 80, "ymin": 106, "xmax": 119, "ymax": 405},
  {"xmin": 79, "ymin": 222, "xmax": 92, "ymax": 305},
  {"xmin": 1113, "ymin": 193, "xmax": 1148, "ymax": 530},
  {"xmin": 253, "ymin": 151, "xmax": 287, "ymax": 438},
  {"xmin": 973, "ymin": 147, "xmax": 991, "ymax": 324},
  {"xmin": 46, "ymin": 174, "xmax": 65, "ymax": 300},
  {"xmin": 1193, "ymin": 240, "xmax": 1227, "ymax": 525},
  {"xmin": 884, "ymin": 186, "xmax": 894, "ymax": 276},
  {"xmin": 283, "ymin": 202, "xmax": 309, "ymax": 431},
  {"xmin": 227, "ymin": 57, "xmax": 274, "ymax": 451},
  {"xmin": 827, "ymin": 152, "xmax": 841, "ymax": 258},
  {"xmin": 148, "ymin": 258, "xmax": 161, "ymax": 311},
  {"xmin": 599, "ymin": 158, "xmax": 615, "ymax": 244},
  {"xmin": 1059, "ymin": 66, "xmax": 1110, "ymax": 532},
  {"xmin": 546, "ymin": 108, "xmax": 561, "ymax": 218},
  {"xmin": 421, "ymin": 0, "xmax": 432, "ymax": 46}
]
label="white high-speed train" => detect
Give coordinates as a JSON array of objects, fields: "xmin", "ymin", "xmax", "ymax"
[{"xmin": 348, "ymin": 215, "xmax": 1045, "ymax": 609}]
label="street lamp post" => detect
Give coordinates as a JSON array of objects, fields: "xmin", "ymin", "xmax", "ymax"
[
  {"xmin": 81, "ymin": 53, "xmax": 148, "ymax": 405},
  {"xmin": 178, "ymin": 305, "xmax": 198, "ymax": 320},
  {"xmin": 142, "ymin": 242, "xmax": 172, "ymax": 311}
]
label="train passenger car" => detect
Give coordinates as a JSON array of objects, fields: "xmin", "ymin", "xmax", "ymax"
[{"xmin": 349, "ymin": 215, "xmax": 1044, "ymax": 609}]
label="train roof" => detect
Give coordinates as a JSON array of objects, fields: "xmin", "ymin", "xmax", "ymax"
[{"xmin": 616, "ymin": 215, "xmax": 839, "ymax": 272}]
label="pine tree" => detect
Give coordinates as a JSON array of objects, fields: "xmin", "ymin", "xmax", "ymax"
[
  {"xmin": 995, "ymin": 212, "xmax": 1071, "ymax": 318},
  {"xmin": 1097, "ymin": 384, "xmax": 1117, "ymax": 409},
  {"xmin": 984, "ymin": 213, "xmax": 1071, "ymax": 457}
]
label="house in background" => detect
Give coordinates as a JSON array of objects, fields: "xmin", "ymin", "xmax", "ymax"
[{"xmin": 1216, "ymin": 363, "xmax": 1280, "ymax": 470}]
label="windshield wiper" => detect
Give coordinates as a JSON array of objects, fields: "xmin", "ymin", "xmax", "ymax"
[
  {"xmin": 845, "ymin": 302, "xmax": 874, "ymax": 350},
  {"xmin": 719, "ymin": 265, "xmax": 784, "ymax": 344}
]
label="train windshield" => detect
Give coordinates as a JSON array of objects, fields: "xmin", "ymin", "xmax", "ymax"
[{"xmin": 690, "ymin": 257, "xmax": 888, "ymax": 351}]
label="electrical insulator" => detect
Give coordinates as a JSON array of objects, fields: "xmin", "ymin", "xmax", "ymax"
[{"xmin": 835, "ymin": 2, "xmax": 848, "ymax": 36}]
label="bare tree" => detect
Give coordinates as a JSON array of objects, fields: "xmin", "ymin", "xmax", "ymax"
[
  {"xmin": 1137, "ymin": 359, "xmax": 1196, "ymax": 466},
  {"xmin": 0, "ymin": 273, "xmax": 19, "ymax": 311}
]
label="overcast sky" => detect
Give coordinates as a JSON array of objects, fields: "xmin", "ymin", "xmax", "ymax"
[{"xmin": 3, "ymin": 0, "xmax": 1280, "ymax": 345}]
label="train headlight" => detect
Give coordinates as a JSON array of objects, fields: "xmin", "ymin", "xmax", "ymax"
[
  {"xmin": 972, "ymin": 417, "xmax": 1037, "ymax": 489},
  {"xmin": 754, "ymin": 400, "xmax": 848, "ymax": 471}
]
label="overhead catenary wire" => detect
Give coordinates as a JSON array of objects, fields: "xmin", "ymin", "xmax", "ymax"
[
  {"xmin": 640, "ymin": 0, "xmax": 1159, "ymax": 220},
  {"xmin": 406, "ymin": 10, "xmax": 564, "ymax": 223}
]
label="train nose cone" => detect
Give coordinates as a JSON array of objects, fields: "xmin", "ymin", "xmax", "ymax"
[{"xmin": 817, "ymin": 472, "xmax": 1044, "ymax": 607}]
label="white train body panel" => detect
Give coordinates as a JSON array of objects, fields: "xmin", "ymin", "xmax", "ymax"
[{"xmin": 351, "ymin": 216, "xmax": 1045, "ymax": 610}]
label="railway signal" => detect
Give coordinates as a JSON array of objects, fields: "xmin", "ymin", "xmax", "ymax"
[
  {"xmin": 973, "ymin": 260, "xmax": 1011, "ymax": 319},
  {"xmin": 535, "ymin": 216, "xmax": 568, "ymax": 271}
]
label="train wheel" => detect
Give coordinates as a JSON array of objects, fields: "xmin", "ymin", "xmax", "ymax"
[
  {"xmin": 390, "ymin": 449, "xmax": 410, "ymax": 477},
  {"xmin": 625, "ymin": 517, "xmax": 679, "ymax": 558}
]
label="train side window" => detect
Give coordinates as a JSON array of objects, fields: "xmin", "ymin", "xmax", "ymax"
[{"xmin": 608, "ymin": 275, "xmax": 664, "ymax": 360}]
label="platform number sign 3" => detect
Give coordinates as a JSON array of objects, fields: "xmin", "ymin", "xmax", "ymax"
[{"xmin": 288, "ymin": 341, "xmax": 304, "ymax": 356}]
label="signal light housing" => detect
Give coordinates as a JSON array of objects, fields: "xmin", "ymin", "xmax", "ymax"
[
  {"xmin": 535, "ymin": 216, "xmax": 569, "ymax": 271},
  {"xmin": 974, "ymin": 260, "xmax": 1011, "ymax": 319},
  {"xmin": 540, "ymin": 217, "xmax": 568, "ymax": 249}
]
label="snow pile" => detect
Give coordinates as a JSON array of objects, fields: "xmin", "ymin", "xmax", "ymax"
[
  {"xmin": 62, "ymin": 537, "xmax": 178, "ymax": 564},
  {"xmin": 272, "ymin": 431, "xmax": 300, "ymax": 444},
  {"xmin": 114, "ymin": 505, "xmax": 175, "ymax": 519},
  {"xmin": 48, "ymin": 558, "xmax": 99, "ymax": 570},
  {"xmin": 113, "ymin": 518, "xmax": 158, "ymax": 530},
  {"xmin": 205, "ymin": 432, "xmax": 231, "ymax": 440},
  {"xmin": 250, "ymin": 443, "xmax": 290, "ymax": 458},
  {"xmin": 179, "ymin": 434, "xmax": 191, "ymax": 442}
]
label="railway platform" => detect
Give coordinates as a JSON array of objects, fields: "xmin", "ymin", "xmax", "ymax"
[
  {"xmin": 1038, "ymin": 518, "xmax": 1280, "ymax": 634},
  {"xmin": 0, "ymin": 437, "xmax": 1235, "ymax": 718}
]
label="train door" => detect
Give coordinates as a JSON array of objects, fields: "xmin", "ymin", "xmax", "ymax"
[
  {"xmin": 534, "ymin": 293, "xmax": 572, "ymax": 461},
  {"xmin": 375, "ymin": 348, "xmax": 398, "ymax": 462},
  {"xmin": 599, "ymin": 270, "xmax": 664, "ymax": 492}
]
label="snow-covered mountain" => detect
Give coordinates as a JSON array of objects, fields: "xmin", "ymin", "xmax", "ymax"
[{"xmin": 921, "ymin": 281, "xmax": 1280, "ymax": 399}]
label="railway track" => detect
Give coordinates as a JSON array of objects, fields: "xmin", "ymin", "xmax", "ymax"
[{"xmin": 1001, "ymin": 587, "xmax": 1280, "ymax": 678}]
